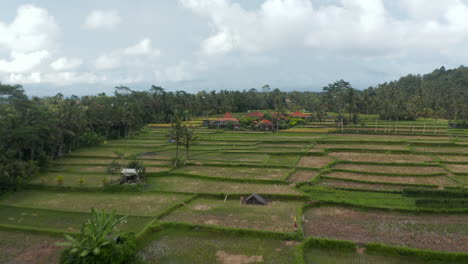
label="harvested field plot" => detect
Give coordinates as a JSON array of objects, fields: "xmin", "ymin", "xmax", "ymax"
[
  {"xmin": 298, "ymin": 156, "xmax": 334, "ymax": 168},
  {"xmin": 325, "ymin": 172, "xmax": 458, "ymax": 186},
  {"xmin": 266, "ymin": 155, "xmax": 299, "ymax": 165},
  {"xmin": 174, "ymin": 166, "xmax": 291, "ymax": 180},
  {"xmin": 0, "ymin": 190, "xmax": 190, "ymax": 216},
  {"xmin": 332, "ymin": 164, "xmax": 446, "ymax": 175},
  {"xmin": 317, "ymin": 178, "xmax": 410, "ymax": 191},
  {"xmin": 314, "ymin": 144, "xmax": 408, "ymax": 150},
  {"xmin": 70, "ymin": 147, "xmax": 147, "ymax": 157},
  {"xmin": 0, "ymin": 230, "xmax": 62, "ymax": 264},
  {"xmin": 414, "ymin": 146, "xmax": 468, "ymax": 154},
  {"xmin": 139, "ymin": 229, "xmax": 297, "ymax": 264},
  {"xmin": 30, "ymin": 172, "xmax": 111, "ymax": 187},
  {"xmin": 288, "ymin": 170, "xmax": 319, "ymax": 182},
  {"xmin": 327, "ymin": 134, "xmax": 450, "ymax": 140},
  {"xmin": 438, "ymin": 155, "xmax": 468, "ymax": 163},
  {"xmin": 162, "ymin": 198, "xmax": 303, "ymax": 232},
  {"xmin": 0, "ymin": 205, "xmax": 148, "ymax": 233},
  {"xmin": 303, "ymin": 206, "xmax": 468, "ymax": 252},
  {"xmin": 147, "ymin": 176, "xmax": 300, "ymax": 194},
  {"xmin": 446, "ymin": 164, "xmax": 468, "ymax": 173},
  {"xmin": 329, "ymin": 152, "xmax": 434, "ymax": 163},
  {"xmin": 192, "ymin": 153, "xmax": 267, "ymax": 163},
  {"xmin": 257, "ymin": 147, "xmax": 307, "ymax": 152},
  {"xmin": 304, "ymin": 248, "xmax": 439, "ymax": 264}
]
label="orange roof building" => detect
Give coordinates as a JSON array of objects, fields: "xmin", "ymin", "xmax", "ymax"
[
  {"xmin": 246, "ymin": 112, "xmax": 264, "ymax": 119},
  {"xmin": 290, "ymin": 111, "xmax": 310, "ymax": 118},
  {"xmin": 219, "ymin": 112, "xmax": 239, "ymax": 122}
]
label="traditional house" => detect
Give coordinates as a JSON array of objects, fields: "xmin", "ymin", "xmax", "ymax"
[
  {"xmin": 244, "ymin": 194, "xmax": 267, "ymax": 205},
  {"xmin": 290, "ymin": 111, "xmax": 310, "ymax": 118},
  {"xmin": 210, "ymin": 112, "xmax": 240, "ymax": 129},
  {"xmin": 246, "ymin": 111, "xmax": 264, "ymax": 119},
  {"xmin": 257, "ymin": 119, "xmax": 274, "ymax": 131}
]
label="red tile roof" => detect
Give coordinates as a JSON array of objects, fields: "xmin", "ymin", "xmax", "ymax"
[
  {"xmin": 246, "ymin": 112, "xmax": 264, "ymax": 118},
  {"xmin": 219, "ymin": 112, "xmax": 239, "ymax": 122},
  {"xmin": 290, "ymin": 111, "xmax": 310, "ymax": 118}
]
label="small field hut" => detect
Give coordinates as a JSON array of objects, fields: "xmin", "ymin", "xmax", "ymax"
[{"xmin": 244, "ymin": 194, "xmax": 267, "ymax": 205}]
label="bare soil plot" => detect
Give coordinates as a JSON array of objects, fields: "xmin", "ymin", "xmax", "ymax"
[
  {"xmin": 257, "ymin": 147, "xmax": 307, "ymax": 152},
  {"xmin": 317, "ymin": 178, "xmax": 410, "ymax": 191},
  {"xmin": 192, "ymin": 153, "xmax": 267, "ymax": 163},
  {"xmin": 288, "ymin": 170, "xmax": 319, "ymax": 182},
  {"xmin": 298, "ymin": 156, "xmax": 334, "ymax": 168},
  {"xmin": 266, "ymin": 155, "xmax": 299, "ymax": 165},
  {"xmin": 314, "ymin": 144, "xmax": 408, "ymax": 150},
  {"xmin": 414, "ymin": 146, "xmax": 468, "ymax": 154},
  {"xmin": 326, "ymin": 172, "xmax": 458, "ymax": 186},
  {"xmin": 259, "ymin": 143, "xmax": 310, "ymax": 148},
  {"xmin": 138, "ymin": 229, "xmax": 297, "ymax": 264},
  {"xmin": 329, "ymin": 152, "xmax": 434, "ymax": 163},
  {"xmin": 174, "ymin": 166, "xmax": 290, "ymax": 180},
  {"xmin": 445, "ymin": 164, "xmax": 468, "ymax": 173},
  {"xmin": 438, "ymin": 155, "xmax": 468, "ymax": 163},
  {"xmin": 162, "ymin": 198, "xmax": 303, "ymax": 232},
  {"xmin": 455, "ymin": 176, "xmax": 468, "ymax": 185},
  {"xmin": 147, "ymin": 176, "xmax": 301, "ymax": 194},
  {"xmin": 327, "ymin": 134, "xmax": 450, "ymax": 140},
  {"xmin": 332, "ymin": 164, "xmax": 446, "ymax": 174},
  {"xmin": 0, "ymin": 190, "xmax": 190, "ymax": 217},
  {"xmin": 303, "ymin": 206, "xmax": 468, "ymax": 252},
  {"xmin": 0, "ymin": 230, "xmax": 62, "ymax": 264}
]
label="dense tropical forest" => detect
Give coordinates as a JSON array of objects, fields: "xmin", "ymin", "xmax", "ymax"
[{"xmin": 1, "ymin": 65, "xmax": 467, "ymax": 192}]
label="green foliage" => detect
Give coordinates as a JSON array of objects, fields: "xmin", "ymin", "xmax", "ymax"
[
  {"xmin": 78, "ymin": 131, "xmax": 104, "ymax": 147},
  {"xmin": 58, "ymin": 208, "xmax": 136, "ymax": 264},
  {"xmin": 402, "ymin": 188, "xmax": 468, "ymax": 198},
  {"xmin": 365, "ymin": 242, "xmax": 468, "ymax": 263},
  {"xmin": 126, "ymin": 159, "xmax": 146, "ymax": 174},
  {"xmin": 56, "ymin": 175, "xmax": 64, "ymax": 186}
]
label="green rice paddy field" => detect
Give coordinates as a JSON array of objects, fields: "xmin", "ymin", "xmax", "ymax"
[{"xmin": 1, "ymin": 118, "xmax": 468, "ymax": 263}]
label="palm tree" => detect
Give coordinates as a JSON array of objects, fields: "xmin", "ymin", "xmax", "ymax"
[
  {"xmin": 183, "ymin": 127, "xmax": 197, "ymax": 160},
  {"xmin": 167, "ymin": 113, "xmax": 187, "ymax": 167}
]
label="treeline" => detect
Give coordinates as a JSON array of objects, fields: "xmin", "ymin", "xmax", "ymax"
[{"xmin": 1, "ymin": 65, "xmax": 468, "ymax": 191}]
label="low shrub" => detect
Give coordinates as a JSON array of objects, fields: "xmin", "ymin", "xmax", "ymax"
[{"xmin": 58, "ymin": 208, "xmax": 136, "ymax": 264}]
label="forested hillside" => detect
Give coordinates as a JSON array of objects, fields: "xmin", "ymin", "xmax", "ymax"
[{"xmin": 1, "ymin": 65, "xmax": 467, "ymax": 192}]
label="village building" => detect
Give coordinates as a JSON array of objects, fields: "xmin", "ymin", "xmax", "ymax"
[
  {"xmin": 246, "ymin": 111, "xmax": 264, "ymax": 119},
  {"xmin": 290, "ymin": 111, "xmax": 310, "ymax": 118},
  {"xmin": 120, "ymin": 168, "xmax": 143, "ymax": 184},
  {"xmin": 244, "ymin": 194, "xmax": 267, "ymax": 205},
  {"xmin": 209, "ymin": 112, "xmax": 240, "ymax": 129},
  {"xmin": 256, "ymin": 119, "xmax": 274, "ymax": 131}
]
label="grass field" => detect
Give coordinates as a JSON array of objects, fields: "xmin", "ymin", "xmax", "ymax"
[
  {"xmin": 162, "ymin": 198, "xmax": 303, "ymax": 232},
  {"xmin": 1, "ymin": 119, "xmax": 468, "ymax": 263},
  {"xmin": 147, "ymin": 176, "xmax": 301, "ymax": 194},
  {"xmin": 139, "ymin": 229, "xmax": 298, "ymax": 264}
]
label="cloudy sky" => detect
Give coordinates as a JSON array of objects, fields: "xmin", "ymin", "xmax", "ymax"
[{"xmin": 1, "ymin": 0, "xmax": 468, "ymax": 96}]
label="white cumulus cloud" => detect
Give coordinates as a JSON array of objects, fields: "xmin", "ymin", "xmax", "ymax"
[
  {"xmin": 0, "ymin": 4, "xmax": 59, "ymax": 53},
  {"xmin": 0, "ymin": 51, "xmax": 50, "ymax": 73},
  {"xmin": 50, "ymin": 57, "xmax": 83, "ymax": 71},
  {"xmin": 180, "ymin": 0, "xmax": 468, "ymax": 58},
  {"xmin": 85, "ymin": 9, "xmax": 121, "ymax": 29},
  {"xmin": 95, "ymin": 54, "xmax": 121, "ymax": 69},
  {"xmin": 123, "ymin": 38, "xmax": 161, "ymax": 56}
]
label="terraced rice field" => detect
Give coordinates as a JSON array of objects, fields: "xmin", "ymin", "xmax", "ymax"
[{"xmin": 1, "ymin": 121, "xmax": 467, "ymax": 263}]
